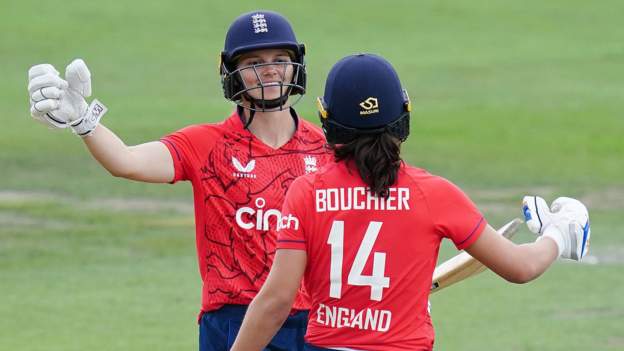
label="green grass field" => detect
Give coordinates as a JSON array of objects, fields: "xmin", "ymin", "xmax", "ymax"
[{"xmin": 1, "ymin": 0, "xmax": 623, "ymax": 350}]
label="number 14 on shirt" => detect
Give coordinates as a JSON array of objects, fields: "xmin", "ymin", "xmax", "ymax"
[{"xmin": 327, "ymin": 221, "xmax": 390, "ymax": 301}]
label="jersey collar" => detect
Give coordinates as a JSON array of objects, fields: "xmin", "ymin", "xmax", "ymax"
[{"xmin": 235, "ymin": 106, "xmax": 300, "ymax": 130}]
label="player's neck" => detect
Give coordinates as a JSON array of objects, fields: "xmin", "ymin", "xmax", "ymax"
[{"xmin": 244, "ymin": 109, "xmax": 296, "ymax": 149}]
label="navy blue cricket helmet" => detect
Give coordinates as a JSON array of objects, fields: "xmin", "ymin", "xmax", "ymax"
[
  {"xmin": 220, "ymin": 10, "xmax": 306, "ymax": 111},
  {"xmin": 317, "ymin": 53, "xmax": 411, "ymax": 144}
]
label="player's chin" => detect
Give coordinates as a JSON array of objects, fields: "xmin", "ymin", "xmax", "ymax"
[{"xmin": 249, "ymin": 87, "xmax": 286, "ymax": 100}]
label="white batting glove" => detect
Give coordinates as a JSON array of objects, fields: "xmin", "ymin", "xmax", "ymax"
[
  {"xmin": 28, "ymin": 59, "xmax": 107, "ymax": 137},
  {"xmin": 28, "ymin": 64, "xmax": 69, "ymax": 128},
  {"xmin": 522, "ymin": 196, "xmax": 591, "ymax": 261},
  {"xmin": 522, "ymin": 196, "xmax": 553, "ymax": 234}
]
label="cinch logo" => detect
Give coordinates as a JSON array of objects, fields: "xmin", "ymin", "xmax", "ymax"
[
  {"xmin": 235, "ymin": 197, "xmax": 283, "ymax": 231},
  {"xmin": 279, "ymin": 213, "xmax": 300, "ymax": 231},
  {"xmin": 232, "ymin": 157, "xmax": 256, "ymax": 179},
  {"xmin": 359, "ymin": 97, "xmax": 379, "ymax": 115},
  {"xmin": 251, "ymin": 13, "xmax": 268, "ymax": 33},
  {"xmin": 304, "ymin": 155, "xmax": 317, "ymax": 173}
]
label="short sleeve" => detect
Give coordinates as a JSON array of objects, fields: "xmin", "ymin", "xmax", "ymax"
[
  {"xmin": 160, "ymin": 130, "xmax": 191, "ymax": 184},
  {"xmin": 160, "ymin": 125, "xmax": 213, "ymax": 183},
  {"xmin": 277, "ymin": 176, "xmax": 313, "ymax": 251},
  {"xmin": 426, "ymin": 177, "xmax": 487, "ymax": 250}
]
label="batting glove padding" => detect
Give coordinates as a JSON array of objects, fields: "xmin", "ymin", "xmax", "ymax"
[
  {"xmin": 28, "ymin": 59, "xmax": 106, "ymax": 137},
  {"xmin": 523, "ymin": 196, "xmax": 591, "ymax": 261},
  {"xmin": 28, "ymin": 64, "xmax": 70, "ymax": 128},
  {"xmin": 522, "ymin": 196, "xmax": 553, "ymax": 235}
]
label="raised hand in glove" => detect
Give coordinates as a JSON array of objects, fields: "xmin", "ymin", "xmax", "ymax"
[{"xmin": 28, "ymin": 59, "xmax": 107, "ymax": 136}]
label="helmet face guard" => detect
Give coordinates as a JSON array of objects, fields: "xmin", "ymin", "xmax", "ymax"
[
  {"xmin": 220, "ymin": 11, "xmax": 307, "ymax": 112},
  {"xmin": 221, "ymin": 59, "xmax": 306, "ymax": 112}
]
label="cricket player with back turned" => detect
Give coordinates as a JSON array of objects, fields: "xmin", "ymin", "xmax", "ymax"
[
  {"xmin": 26, "ymin": 10, "xmax": 331, "ymax": 351},
  {"xmin": 230, "ymin": 53, "xmax": 592, "ymax": 350}
]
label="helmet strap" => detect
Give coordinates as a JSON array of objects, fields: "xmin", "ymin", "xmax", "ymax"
[{"xmin": 242, "ymin": 103, "xmax": 256, "ymax": 130}]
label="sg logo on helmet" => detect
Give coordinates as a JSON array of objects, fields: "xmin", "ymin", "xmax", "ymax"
[{"xmin": 359, "ymin": 97, "xmax": 379, "ymax": 115}]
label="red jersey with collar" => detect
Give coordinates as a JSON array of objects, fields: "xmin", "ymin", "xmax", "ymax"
[
  {"xmin": 277, "ymin": 161, "xmax": 487, "ymax": 350},
  {"xmin": 161, "ymin": 110, "xmax": 332, "ymax": 313}
]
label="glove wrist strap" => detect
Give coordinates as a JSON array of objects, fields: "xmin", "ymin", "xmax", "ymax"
[
  {"xmin": 539, "ymin": 225, "xmax": 565, "ymax": 258},
  {"xmin": 70, "ymin": 99, "xmax": 107, "ymax": 137}
]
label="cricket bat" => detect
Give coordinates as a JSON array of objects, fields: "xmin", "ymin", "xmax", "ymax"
[{"xmin": 430, "ymin": 218, "xmax": 523, "ymax": 294}]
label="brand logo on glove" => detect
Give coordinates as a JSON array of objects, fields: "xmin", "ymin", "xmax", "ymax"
[{"xmin": 92, "ymin": 103, "xmax": 104, "ymax": 117}]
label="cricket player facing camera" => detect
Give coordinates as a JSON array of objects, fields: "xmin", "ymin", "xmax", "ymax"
[
  {"xmin": 230, "ymin": 53, "xmax": 591, "ymax": 351},
  {"xmin": 27, "ymin": 10, "xmax": 332, "ymax": 351}
]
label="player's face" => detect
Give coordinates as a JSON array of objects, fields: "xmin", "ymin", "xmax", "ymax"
[{"xmin": 236, "ymin": 49, "xmax": 295, "ymax": 101}]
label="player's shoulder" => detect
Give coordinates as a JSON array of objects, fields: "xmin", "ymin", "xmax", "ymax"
[
  {"xmin": 317, "ymin": 160, "xmax": 342, "ymax": 177},
  {"xmin": 171, "ymin": 123, "xmax": 216, "ymax": 136},
  {"xmin": 175, "ymin": 116, "xmax": 233, "ymax": 135},
  {"xmin": 286, "ymin": 172, "xmax": 317, "ymax": 202},
  {"xmin": 400, "ymin": 163, "xmax": 435, "ymax": 182},
  {"xmin": 400, "ymin": 163, "xmax": 459, "ymax": 193},
  {"xmin": 297, "ymin": 117, "xmax": 326, "ymax": 138},
  {"xmin": 167, "ymin": 112, "xmax": 241, "ymax": 139},
  {"xmin": 311, "ymin": 161, "xmax": 362, "ymax": 191},
  {"xmin": 291, "ymin": 172, "xmax": 316, "ymax": 187}
]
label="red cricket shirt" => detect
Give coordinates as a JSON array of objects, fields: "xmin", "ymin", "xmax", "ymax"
[
  {"xmin": 277, "ymin": 161, "xmax": 486, "ymax": 350},
  {"xmin": 161, "ymin": 110, "xmax": 332, "ymax": 314}
]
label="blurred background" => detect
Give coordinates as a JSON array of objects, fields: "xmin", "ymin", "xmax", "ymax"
[{"xmin": 1, "ymin": 0, "xmax": 622, "ymax": 350}]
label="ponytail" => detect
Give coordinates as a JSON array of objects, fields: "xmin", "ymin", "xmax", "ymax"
[{"xmin": 332, "ymin": 133, "xmax": 401, "ymax": 198}]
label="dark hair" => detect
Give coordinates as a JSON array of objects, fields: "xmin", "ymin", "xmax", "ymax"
[{"xmin": 332, "ymin": 133, "xmax": 401, "ymax": 198}]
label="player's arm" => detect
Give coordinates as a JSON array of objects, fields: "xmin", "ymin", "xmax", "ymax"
[
  {"xmin": 230, "ymin": 249, "xmax": 306, "ymax": 351},
  {"xmin": 28, "ymin": 59, "xmax": 174, "ymax": 183},
  {"xmin": 82, "ymin": 125, "xmax": 174, "ymax": 183},
  {"xmin": 466, "ymin": 196, "xmax": 591, "ymax": 283},
  {"xmin": 464, "ymin": 224, "xmax": 558, "ymax": 284},
  {"xmin": 430, "ymin": 218, "xmax": 522, "ymax": 293}
]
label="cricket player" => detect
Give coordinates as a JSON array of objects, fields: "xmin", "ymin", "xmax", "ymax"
[
  {"xmin": 230, "ymin": 53, "xmax": 591, "ymax": 350},
  {"xmin": 27, "ymin": 10, "xmax": 331, "ymax": 351}
]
